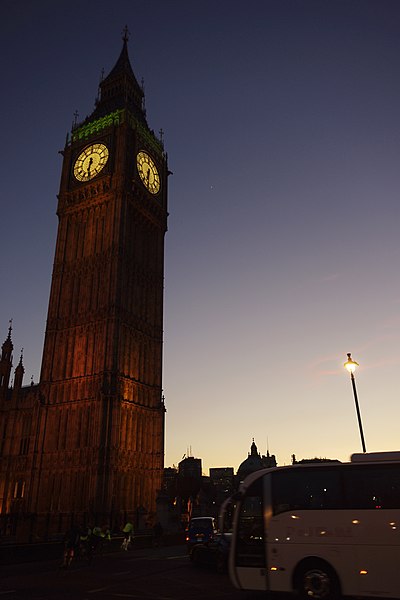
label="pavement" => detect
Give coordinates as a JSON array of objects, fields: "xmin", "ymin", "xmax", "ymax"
[{"xmin": 0, "ymin": 531, "xmax": 186, "ymax": 565}]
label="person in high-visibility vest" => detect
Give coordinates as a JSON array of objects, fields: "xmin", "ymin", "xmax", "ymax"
[{"xmin": 121, "ymin": 521, "xmax": 134, "ymax": 551}]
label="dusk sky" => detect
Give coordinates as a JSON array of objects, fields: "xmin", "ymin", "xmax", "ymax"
[{"xmin": 2, "ymin": 0, "xmax": 400, "ymax": 473}]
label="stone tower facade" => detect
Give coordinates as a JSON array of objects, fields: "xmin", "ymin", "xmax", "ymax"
[{"xmin": 0, "ymin": 35, "xmax": 168, "ymax": 538}]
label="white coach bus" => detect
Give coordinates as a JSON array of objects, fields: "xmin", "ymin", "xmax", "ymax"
[{"xmin": 226, "ymin": 452, "xmax": 400, "ymax": 599}]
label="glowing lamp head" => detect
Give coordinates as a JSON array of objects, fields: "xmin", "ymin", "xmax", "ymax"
[{"xmin": 344, "ymin": 353, "xmax": 359, "ymax": 374}]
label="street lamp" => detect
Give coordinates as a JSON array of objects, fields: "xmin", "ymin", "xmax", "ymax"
[{"xmin": 344, "ymin": 353, "xmax": 367, "ymax": 453}]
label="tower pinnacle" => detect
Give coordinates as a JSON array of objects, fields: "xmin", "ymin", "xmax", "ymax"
[
  {"xmin": 89, "ymin": 29, "xmax": 145, "ymax": 124},
  {"xmin": 122, "ymin": 25, "xmax": 130, "ymax": 43}
]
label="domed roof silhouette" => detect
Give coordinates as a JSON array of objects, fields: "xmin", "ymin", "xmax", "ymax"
[{"xmin": 237, "ymin": 439, "xmax": 264, "ymax": 480}]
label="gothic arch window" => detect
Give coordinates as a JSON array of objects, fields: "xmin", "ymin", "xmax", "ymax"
[
  {"xmin": 13, "ymin": 479, "xmax": 25, "ymax": 499},
  {"xmin": 0, "ymin": 418, "xmax": 7, "ymax": 455},
  {"xmin": 19, "ymin": 415, "xmax": 31, "ymax": 455}
]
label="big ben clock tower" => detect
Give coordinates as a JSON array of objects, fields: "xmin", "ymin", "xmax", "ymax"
[{"xmin": 33, "ymin": 32, "xmax": 168, "ymax": 526}]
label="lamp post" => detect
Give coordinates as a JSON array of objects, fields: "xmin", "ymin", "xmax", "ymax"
[{"xmin": 344, "ymin": 353, "xmax": 367, "ymax": 453}]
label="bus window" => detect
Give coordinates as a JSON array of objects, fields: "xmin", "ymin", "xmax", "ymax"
[
  {"xmin": 235, "ymin": 478, "xmax": 265, "ymax": 567},
  {"xmin": 343, "ymin": 464, "xmax": 400, "ymax": 509},
  {"xmin": 272, "ymin": 467, "xmax": 343, "ymax": 514}
]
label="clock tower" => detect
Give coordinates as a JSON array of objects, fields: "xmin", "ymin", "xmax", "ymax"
[{"xmin": 32, "ymin": 34, "xmax": 168, "ymax": 526}]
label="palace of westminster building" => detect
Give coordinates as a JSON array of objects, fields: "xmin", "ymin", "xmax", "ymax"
[{"xmin": 0, "ymin": 34, "xmax": 168, "ymax": 540}]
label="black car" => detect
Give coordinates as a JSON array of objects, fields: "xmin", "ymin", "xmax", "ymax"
[
  {"xmin": 189, "ymin": 532, "xmax": 231, "ymax": 572},
  {"xmin": 186, "ymin": 517, "xmax": 217, "ymax": 549}
]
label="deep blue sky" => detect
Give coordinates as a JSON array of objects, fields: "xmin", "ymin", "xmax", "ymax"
[{"xmin": 2, "ymin": 1, "xmax": 400, "ymax": 471}]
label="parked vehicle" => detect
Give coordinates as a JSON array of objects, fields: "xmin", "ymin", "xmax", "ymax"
[{"xmin": 186, "ymin": 517, "xmax": 217, "ymax": 549}]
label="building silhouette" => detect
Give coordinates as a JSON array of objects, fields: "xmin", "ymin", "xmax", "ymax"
[
  {"xmin": 0, "ymin": 33, "xmax": 168, "ymax": 540},
  {"xmin": 178, "ymin": 457, "xmax": 202, "ymax": 480},
  {"xmin": 159, "ymin": 442, "xmax": 275, "ymax": 529},
  {"xmin": 236, "ymin": 439, "xmax": 277, "ymax": 485}
]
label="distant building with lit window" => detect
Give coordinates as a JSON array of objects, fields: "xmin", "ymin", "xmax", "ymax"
[
  {"xmin": 209, "ymin": 467, "xmax": 234, "ymax": 502},
  {"xmin": 178, "ymin": 456, "xmax": 202, "ymax": 479}
]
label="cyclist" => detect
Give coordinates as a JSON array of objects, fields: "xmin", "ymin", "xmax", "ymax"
[
  {"xmin": 61, "ymin": 524, "xmax": 80, "ymax": 568},
  {"xmin": 121, "ymin": 521, "xmax": 134, "ymax": 551}
]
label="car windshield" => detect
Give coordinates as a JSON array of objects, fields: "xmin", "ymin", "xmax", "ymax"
[{"xmin": 189, "ymin": 519, "xmax": 213, "ymax": 531}]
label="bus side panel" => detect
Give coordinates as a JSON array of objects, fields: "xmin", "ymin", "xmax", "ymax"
[
  {"xmin": 355, "ymin": 509, "xmax": 400, "ymax": 597},
  {"xmin": 266, "ymin": 509, "xmax": 400, "ymax": 598},
  {"xmin": 230, "ymin": 567, "xmax": 267, "ymax": 591},
  {"xmin": 267, "ymin": 510, "xmax": 358, "ymax": 594}
]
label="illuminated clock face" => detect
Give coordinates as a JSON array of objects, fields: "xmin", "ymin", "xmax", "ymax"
[
  {"xmin": 73, "ymin": 143, "xmax": 109, "ymax": 182},
  {"xmin": 136, "ymin": 151, "xmax": 160, "ymax": 194}
]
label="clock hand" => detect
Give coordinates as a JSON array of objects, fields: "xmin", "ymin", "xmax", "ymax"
[{"xmin": 87, "ymin": 157, "xmax": 93, "ymax": 177}]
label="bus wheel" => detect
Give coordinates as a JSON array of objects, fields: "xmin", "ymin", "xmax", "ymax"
[{"xmin": 296, "ymin": 561, "xmax": 340, "ymax": 600}]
